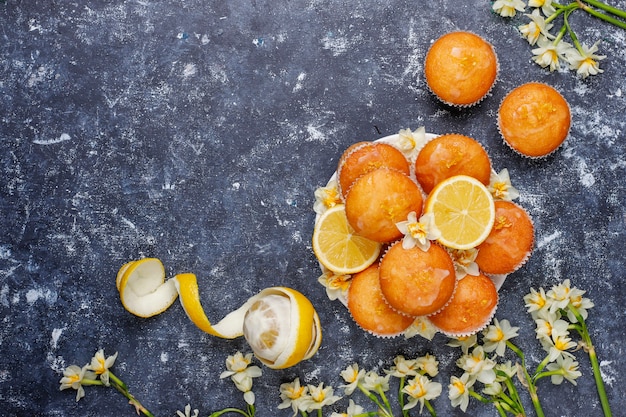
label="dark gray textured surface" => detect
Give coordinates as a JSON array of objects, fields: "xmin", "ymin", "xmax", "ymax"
[{"xmin": 1, "ymin": 1, "xmax": 625, "ymax": 416}]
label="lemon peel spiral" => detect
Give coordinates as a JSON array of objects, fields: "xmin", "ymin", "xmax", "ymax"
[{"xmin": 116, "ymin": 259, "xmax": 322, "ymax": 369}]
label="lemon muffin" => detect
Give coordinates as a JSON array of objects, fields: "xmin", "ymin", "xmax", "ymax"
[
  {"xmin": 429, "ymin": 272, "xmax": 498, "ymax": 336},
  {"xmin": 498, "ymin": 82, "xmax": 571, "ymax": 157},
  {"xmin": 378, "ymin": 241, "xmax": 456, "ymax": 317},
  {"xmin": 475, "ymin": 201, "xmax": 534, "ymax": 275},
  {"xmin": 424, "ymin": 31, "xmax": 499, "ymax": 107},
  {"xmin": 337, "ymin": 142, "xmax": 410, "ymax": 199},
  {"xmin": 347, "ymin": 264, "xmax": 415, "ymax": 337},
  {"xmin": 345, "ymin": 168, "xmax": 423, "ymax": 243},
  {"xmin": 414, "ymin": 134, "xmax": 492, "ymax": 194}
]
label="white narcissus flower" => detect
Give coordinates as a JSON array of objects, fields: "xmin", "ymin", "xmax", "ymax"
[
  {"xmin": 59, "ymin": 364, "xmax": 97, "ymax": 402},
  {"xmin": 396, "ymin": 126, "xmax": 427, "ymax": 159},
  {"xmin": 448, "ymin": 248, "xmax": 479, "ymax": 280},
  {"xmin": 404, "ymin": 316, "xmax": 438, "ymax": 341},
  {"xmin": 330, "ymin": 399, "xmax": 365, "ymax": 417},
  {"xmin": 340, "ymin": 363, "xmax": 365, "ymax": 395},
  {"xmin": 219, "ymin": 351, "xmax": 261, "ymax": 405},
  {"xmin": 492, "ymin": 0, "xmax": 526, "ymax": 17},
  {"xmin": 532, "ymin": 36, "xmax": 573, "ymax": 71},
  {"xmin": 361, "ymin": 371, "xmax": 390, "ymax": 393},
  {"xmin": 546, "ymin": 356, "xmax": 582, "ymax": 385},
  {"xmin": 176, "ymin": 404, "xmax": 199, "ymax": 417},
  {"xmin": 402, "ymin": 374, "xmax": 442, "ymax": 413},
  {"xmin": 278, "ymin": 378, "xmax": 309, "ymax": 417},
  {"xmin": 566, "ymin": 42, "xmax": 606, "ymax": 78},
  {"xmin": 395, "ymin": 211, "xmax": 441, "ymax": 251},
  {"xmin": 482, "ymin": 319, "xmax": 519, "ymax": 357},
  {"xmin": 528, "ymin": 0, "xmax": 556, "ymax": 16},
  {"xmin": 524, "ymin": 286, "xmax": 549, "ymax": 318},
  {"xmin": 415, "ymin": 353, "xmax": 440, "ymax": 378},
  {"xmin": 87, "ymin": 349, "xmax": 118, "ymax": 386},
  {"xmin": 519, "ymin": 9, "xmax": 554, "ymax": 45},
  {"xmin": 313, "ymin": 179, "xmax": 342, "ymax": 215},
  {"xmin": 385, "ymin": 355, "xmax": 419, "ymax": 378},
  {"xmin": 317, "ymin": 270, "xmax": 351, "ymax": 306},
  {"xmin": 299, "ymin": 382, "xmax": 342, "ymax": 412},
  {"xmin": 448, "ymin": 373, "xmax": 474, "ymax": 412},
  {"xmin": 488, "ymin": 168, "xmax": 520, "ymax": 201},
  {"xmin": 457, "ymin": 346, "xmax": 497, "ymax": 385},
  {"xmin": 447, "ymin": 334, "xmax": 478, "ymax": 355},
  {"xmin": 546, "ymin": 333, "xmax": 577, "ymax": 362}
]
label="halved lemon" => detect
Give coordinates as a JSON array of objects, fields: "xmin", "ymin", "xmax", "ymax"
[
  {"xmin": 312, "ymin": 204, "xmax": 382, "ymax": 274},
  {"xmin": 117, "ymin": 258, "xmax": 178, "ymax": 318},
  {"xmin": 425, "ymin": 175, "xmax": 495, "ymax": 250}
]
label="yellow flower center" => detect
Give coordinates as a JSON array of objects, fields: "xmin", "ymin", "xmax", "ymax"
[
  {"xmin": 288, "ymin": 385, "xmax": 305, "ymax": 400},
  {"xmin": 312, "ymin": 390, "xmax": 326, "ymax": 402},
  {"xmin": 453, "ymin": 380, "xmax": 466, "ymax": 394},
  {"xmin": 492, "ymin": 181, "xmax": 508, "ymax": 198},
  {"xmin": 407, "ymin": 222, "xmax": 427, "ymax": 239}
]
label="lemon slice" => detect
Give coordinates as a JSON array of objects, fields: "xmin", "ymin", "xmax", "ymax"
[
  {"xmin": 425, "ymin": 175, "xmax": 495, "ymax": 250},
  {"xmin": 173, "ymin": 272, "xmax": 252, "ymax": 339},
  {"xmin": 312, "ymin": 204, "xmax": 382, "ymax": 274},
  {"xmin": 117, "ymin": 258, "xmax": 179, "ymax": 318}
]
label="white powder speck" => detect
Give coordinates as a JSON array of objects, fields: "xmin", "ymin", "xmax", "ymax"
[
  {"xmin": 232, "ymin": 182, "xmax": 241, "ymax": 190},
  {"xmin": 292, "ymin": 72, "xmax": 307, "ymax": 93},
  {"xmin": 600, "ymin": 360, "xmax": 615, "ymax": 387},
  {"xmin": 577, "ymin": 159, "xmax": 595, "ymax": 187},
  {"xmin": 160, "ymin": 352, "xmax": 169, "ymax": 363},
  {"xmin": 25, "ymin": 288, "xmax": 57, "ymax": 305},
  {"xmin": 33, "ymin": 133, "xmax": 71, "ymax": 145},
  {"xmin": 0, "ymin": 284, "xmax": 9, "ymax": 308},
  {"xmin": 537, "ymin": 230, "xmax": 562, "ymax": 249},
  {"xmin": 182, "ymin": 63, "xmax": 197, "ymax": 78},
  {"xmin": 51, "ymin": 328, "xmax": 64, "ymax": 349},
  {"xmin": 321, "ymin": 33, "xmax": 350, "ymax": 56},
  {"xmin": 305, "ymin": 124, "xmax": 325, "ymax": 142}
]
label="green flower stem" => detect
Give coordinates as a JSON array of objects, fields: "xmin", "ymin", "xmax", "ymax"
[
  {"xmin": 493, "ymin": 402, "xmax": 508, "ymax": 417},
  {"xmin": 398, "ymin": 377, "xmax": 409, "ymax": 417},
  {"xmin": 569, "ymin": 306, "xmax": 612, "ymax": 417},
  {"xmin": 424, "ymin": 399, "xmax": 437, "ymax": 417},
  {"xmin": 580, "ymin": 0, "xmax": 626, "ymax": 20},
  {"xmin": 533, "ymin": 369, "xmax": 565, "ymax": 383},
  {"xmin": 376, "ymin": 388, "xmax": 394, "ymax": 416},
  {"xmin": 317, "ymin": 409, "xmax": 322, "ymax": 417},
  {"xmin": 110, "ymin": 381, "xmax": 155, "ymax": 417},
  {"xmin": 546, "ymin": 3, "xmax": 578, "ymax": 24},
  {"xmin": 501, "ymin": 374, "xmax": 525, "ymax": 414},
  {"xmin": 532, "ymin": 355, "xmax": 553, "ymax": 378},
  {"xmin": 209, "ymin": 408, "xmax": 252, "ymax": 417},
  {"xmin": 578, "ymin": 0, "xmax": 626, "ymax": 29},
  {"xmin": 506, "ymin": 341, "xmax": 545, "ymax": 417},
  {"xmin": 81, "ymin": 379, "xmax": 104, "ymax": 387},
  {"xmin": 108, "ymin": 372, "xmax": 127, "ymax": 391},
  {"xmin": 469, "ymin": 389, "xmax": 491, "ymax": 404},
  {"xmin": 495, "ymin": 389, "xmax": 523, "ymax": 415},
  {"xmin": 358, "ymin": 385, "xmax": 388, "ymax": 415}
]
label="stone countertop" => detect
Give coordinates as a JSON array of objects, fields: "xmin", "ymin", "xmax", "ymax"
[{"xmin": 1, "ymin": 1, "xmax": 625, "ymax": 416}]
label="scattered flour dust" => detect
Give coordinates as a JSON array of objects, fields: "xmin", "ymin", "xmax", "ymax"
[{"xmin": 600, "ymin": 360, "xmax": 616, "ymax": 387}]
